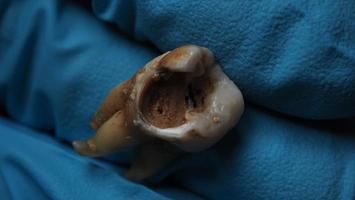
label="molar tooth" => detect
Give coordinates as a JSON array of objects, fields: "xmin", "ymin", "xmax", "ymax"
[
  {"xmin": 73, "ymin": 45, "xmax": 244, "ymax": 181},
  {"xmin": 135, "ymin": 45, "xmax": 244, "ymax": 152}
]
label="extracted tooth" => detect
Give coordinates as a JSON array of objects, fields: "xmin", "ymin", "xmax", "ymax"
[
  {"xmin": 73, "ymin": 45, "xmax": 244, "ymax": 180},
  {"xmin": 134, "ymin": 45, "xmax": 244, "ymax": 152}
]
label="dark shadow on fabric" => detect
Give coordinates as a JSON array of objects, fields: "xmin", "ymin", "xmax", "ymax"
[{"xmin": 249, "ymin": 102, "xmax": 355, "ymax": 138}]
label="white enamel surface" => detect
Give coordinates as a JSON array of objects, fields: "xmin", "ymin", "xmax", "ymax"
[{"xmin": 163, "ymin": 46, "xmax": 202, "ymax": 73}]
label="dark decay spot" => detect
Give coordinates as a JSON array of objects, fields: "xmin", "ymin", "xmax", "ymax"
[
  {"xmin": 140, "ymin": 72, "xmax": 213, "ymax": 129},
  {"xmin": 187, "ymin": 129, "xmax": 204, "ymax": 139},
  {"xmin": 185, "ymin": 84, "xmax": 198, "ymax": 108}
]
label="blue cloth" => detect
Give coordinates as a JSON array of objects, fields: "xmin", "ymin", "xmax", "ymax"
[
  {"xmin": 92, "ymin": 0, "xmax": 355, "ymax": 119},
  {"xmin": 0, "ymin": 0, "xmax": 354, "ymax": 199}
]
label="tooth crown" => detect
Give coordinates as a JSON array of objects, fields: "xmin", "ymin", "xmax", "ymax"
[
  {"xmin": 132, "ymin": 45, "xmax": 244, "ymax": 152},
  {"xmin": 73, "ymin": 45, "xmax": 244, "ymax": 180}
]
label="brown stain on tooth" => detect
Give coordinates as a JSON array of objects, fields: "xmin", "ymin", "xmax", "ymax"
[
  {"xmin": 212, "ymin": 116, "xmax": 220, "ymax": 123},
  {"xmin": 137, "ymin": 68, "xmax": 145, "ymax": 75},
  {"xmin": 141, "ymin": 73, "xmax": 188, "ymax": 128},
  {"xmin": 139, "ymin": 47, "xmax": 215, "ymax": 129},
  {"xmin": 159, "ymin": 46, "xmax": 193, "ymax": 69},
  {"xmin": 185, "ymin": 129, "xmax": 205, "ymax": 140},
  {"xmin": 188, "ymin": 75, "xmax": 214, "ymax": 112}
]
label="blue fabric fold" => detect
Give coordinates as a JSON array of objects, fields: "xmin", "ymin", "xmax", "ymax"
[
  {"xmin": 0, "ymin": 0, "xmax": 354, "ymax": 199},
  {"xmin": 92, "ymin": 0, "xmax": 355, "ymax": 119},
  {"xmin": 0, "ymin": 117, "xmax": 198, "ymax": 200}
]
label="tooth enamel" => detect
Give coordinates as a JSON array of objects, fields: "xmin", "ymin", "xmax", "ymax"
[
  {"xmin": 73, "ymin": 45, "xmax": 244, "ymax": 180},
  {"xmin": 134, "ymin": 45, "xmax": 244, "ymax": 152}
]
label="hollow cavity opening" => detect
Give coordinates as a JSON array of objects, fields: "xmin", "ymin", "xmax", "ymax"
[{"xmin": 141, "ymin": 72, "xmax": 213, "ymax": 129}]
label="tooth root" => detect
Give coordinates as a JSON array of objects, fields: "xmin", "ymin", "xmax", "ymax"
[
  {"xmin": 91, "ymin": 80, "xmax": 132, "ymax": 130},
  {"xmin": 73, "ymin": 110, "xmax": 140, "ymax": 157},
  {"xmin": 125, "ymin": 141, "xmax": 183, "ymax": 181},
  {"xmin": 72, "ymin": 140, "xmax": 98, "ymax": 156}
]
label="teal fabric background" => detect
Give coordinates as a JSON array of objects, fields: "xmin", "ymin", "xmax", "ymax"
[
  {"xmin": 0, "ymin": 0, "xmax": 354, "ymax": 199},
  {"xmin": 92, "ymin": 0, "xmax": 355, "ymax": 119}
]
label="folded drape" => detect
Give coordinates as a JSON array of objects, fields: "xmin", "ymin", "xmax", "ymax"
[
  {"xmin": 92, "ymin": 0, "xmax": 355, "ymax": 119},
  {"xmin": 0, "ymin": 0, "xmax": 354, "ymax": 199}
]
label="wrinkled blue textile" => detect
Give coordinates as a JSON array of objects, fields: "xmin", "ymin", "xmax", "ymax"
[
  {"xmin": 0, "ymin": 0, "xmax": 354, "ymax": 200},
  {"xmin": 92, "ymin": 0, "xmax": 355, "ymax": 119}
]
